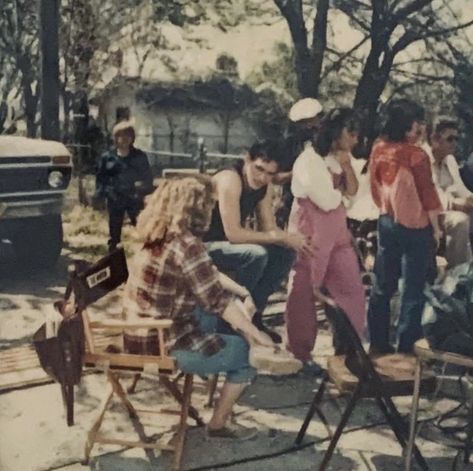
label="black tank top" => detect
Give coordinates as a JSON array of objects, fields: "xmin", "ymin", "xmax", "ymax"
[{"xmin": 203, "ymin": 160, "xmax": 267, "ymax": 242}]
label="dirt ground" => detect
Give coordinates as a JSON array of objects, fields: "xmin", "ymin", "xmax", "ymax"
[{"xmin": 0, "ymin": 199, "xmax": 471, "ymax": 471}]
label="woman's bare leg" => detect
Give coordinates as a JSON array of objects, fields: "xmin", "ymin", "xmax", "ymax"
[{"xmin": 207, "ymin": 381, "xmax": 247, "ymax": 430}]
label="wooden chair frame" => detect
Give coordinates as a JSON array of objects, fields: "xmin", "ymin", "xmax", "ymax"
[
  {"xmin": 296, "ymin": 289, "xmax": 434, "ymax": 471},
  {"xmin": 67, "ymin": 249, "xmax": 203, "ymax": 471},
  {"xmin": 405, "ymin": 339, "xmax": 473, "ymax": 471}
]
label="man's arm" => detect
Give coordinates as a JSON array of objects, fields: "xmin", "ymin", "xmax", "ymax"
[
  {"xmin": 442, "ymin": 155, "xmax": 473, "ymax": 211},
  {"xmin": 94, "ymin": 154, "xmax": 108, "ymax": 198},
  {"xmin": 272, "ymin": 171, "xmax": 292, "ymax": 185},
  {"xmin": 255, "ymin": 184, "xmax": 278, "ymax": 232},
  {"xmin": 133, "ymin": 150, "xmax": 154, "ymax": 195},
  {"xmin": 255, "ymin": 182, "xmax": 313, "ymax": 254}
]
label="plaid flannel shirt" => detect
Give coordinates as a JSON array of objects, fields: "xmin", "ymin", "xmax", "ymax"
[{"xmin": 123, "ymin": 232, "xmax": 233, "ymax": 356}]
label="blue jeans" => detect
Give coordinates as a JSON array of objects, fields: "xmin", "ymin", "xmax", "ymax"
[
  {"xmin": 205, "ymin": 241, "xmax": 295, "ymax": 311},
  {"xmin": 367, "ymin": 215, "xmax": 433, "ymax": 352},
  {"xmin": 172, "ymin": 309, "xmax": 256, "ymax": 384}
]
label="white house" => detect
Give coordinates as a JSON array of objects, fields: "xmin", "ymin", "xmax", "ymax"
[{"xmin": 94, "ymin": 75, "xmax": 260, "ymax": 157}]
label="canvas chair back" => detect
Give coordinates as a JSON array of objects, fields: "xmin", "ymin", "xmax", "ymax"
[{"xmin": 69, "ymin": 247, "xmax": 128, "ymax": 312}]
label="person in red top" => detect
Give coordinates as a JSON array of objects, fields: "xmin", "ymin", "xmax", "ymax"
[{"xmin": 367, "ymin": 99, "xmax": 442, "ymax": 353}]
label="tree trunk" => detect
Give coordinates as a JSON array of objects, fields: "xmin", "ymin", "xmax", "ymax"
[
  {"xmin": 73, "ymin": 90, "xmax": 90, "ymax": 206},
  {"xmin": 294, "ymin": 48, "xmax": 319, "ymax": 97},
  {"xmin": 23, "ymin": 80, "xmax": 39, "ymax": 138},
  {"xmin": 40, "ymin": 0, "xmax": 60, "ymax": 141},
  {"xmin": 62, "ymin": 89, "xmax": 71, "ymax": 140},
  {"xmin": 274, "ymin": 0, "xmax": 328, "ymax": 99},
  {"xmin": 353, "ymin": 46, "xmax": 393, "ymax": 156},
  {"xmin": 0, "ymin": 101, "xmax": 7, "ymax": 134}
]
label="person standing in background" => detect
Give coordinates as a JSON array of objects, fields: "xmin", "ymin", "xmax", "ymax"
[
  {"xmin": 367, "ymin": 99, "xmax": 442, "ymax": 354},
  {"xmin": 95, "ymin": 120, "xmax": 153, "ymax": 251}
]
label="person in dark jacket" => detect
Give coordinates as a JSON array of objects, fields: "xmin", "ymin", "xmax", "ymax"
[{"xmin": 95, "ymin": 120, "xmax": 153, "ymax": 251}]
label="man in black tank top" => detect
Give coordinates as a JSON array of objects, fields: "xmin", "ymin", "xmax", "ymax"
[{"xmin": 203, "ymin": 141, "xmax": 313, "ymax": 343}]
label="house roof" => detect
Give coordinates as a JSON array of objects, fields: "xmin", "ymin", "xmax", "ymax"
[{"xmin": 93, "ymin": 75, "xmax": 258, "ymax": 111}]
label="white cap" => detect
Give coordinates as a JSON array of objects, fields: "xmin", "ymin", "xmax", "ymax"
[{"xmin": 288, "ymin": 98, "xmax": 323, "ymax": 122}]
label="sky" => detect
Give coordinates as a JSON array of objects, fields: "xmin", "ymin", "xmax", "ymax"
[{"xmin": 112, "ymin": 1, "xmax": 473, "ymax": 86}]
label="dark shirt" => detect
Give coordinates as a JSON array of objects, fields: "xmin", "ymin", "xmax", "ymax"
[
  {"xmin": 95, "ymin": 147, "xmax": 153, "ymax": 202},
  {"xmin": 203, "ymin": 160, "xmax": 267, "ymax": 242}
]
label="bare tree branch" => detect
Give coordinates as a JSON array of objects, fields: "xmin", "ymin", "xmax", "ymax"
[
  {"xmin": 392, "ymin": 17, "xmax": 473, "ymax": 55},
  {"xmin": 336, "ymin": 4, "xmax": 371, "ymax": 32},
  {"xmin": 391, "ymin": 67, "xmax": 451, "ymax": 82},
  {"xmin": 322, "ymin": 34, "xmax": 369, "ymax": 79},
  {"xmin": 391, "ymin": 0, "xmax": 432, "ymax": 24},
  {"xmin": 385, "ymin": 77, "xmax": 436, "ymax": 102},
  {"xmin": 311, "ymin": 0, "xmax": 329, "ymax": 91}
]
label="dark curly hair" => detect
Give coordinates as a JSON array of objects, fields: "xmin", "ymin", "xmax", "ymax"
[
  {"xmin": 248, "ymin": 140, "xmax": 285, "ymax": 168},
  {"xmin": 314, "ymin": 108, "xmax": 361, "ymax": 157},
  {"xmin": 381, "ymin": 99, "xmax": 425, "ymax": 142}
]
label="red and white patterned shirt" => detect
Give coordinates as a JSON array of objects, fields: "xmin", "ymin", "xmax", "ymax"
[
  {"xmin": 369, "ymin": 139, "xmax": 442, "ymax": 228},
  {"xmin": 123, "ymin": 231, "xmax": 233, "ymax": 356}
]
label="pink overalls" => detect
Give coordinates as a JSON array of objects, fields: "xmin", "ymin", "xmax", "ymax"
[{"xmin": 285, "ymin": 197, "xmax": 366, "ymax": 362}]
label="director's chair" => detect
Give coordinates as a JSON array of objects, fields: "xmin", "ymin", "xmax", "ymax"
[{"xmin": 68, "ymin": 247, "xmax": 203, "ymax": 470}]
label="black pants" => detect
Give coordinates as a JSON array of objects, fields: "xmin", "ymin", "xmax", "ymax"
[{"xmin": 107, "ymin": 198, "xmax": 142, "ymax": 251}]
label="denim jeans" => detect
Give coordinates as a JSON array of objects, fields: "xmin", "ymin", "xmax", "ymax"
[
  {"xmin": 172, "ymin": 309, "xmax": 256, "ymax": 384},
  {"xmin": 205, "ymin": 241, "xmax": 294, "ymax": 311},
  {"xmin": 367, "ymin": 214, "xmax": 433, "ymax": 352}
]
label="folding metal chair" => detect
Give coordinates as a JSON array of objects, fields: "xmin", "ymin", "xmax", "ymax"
[
  {"xmin": 405, "ymin": 339, "xmax": 473, "ymax": 471},
  {"xmin": 68, "ymin": 248, "xmax": 203, "ymax": 471},
  {"xmin": 296, "ymin": 290, "xmax": 436, "ymax": 471}
]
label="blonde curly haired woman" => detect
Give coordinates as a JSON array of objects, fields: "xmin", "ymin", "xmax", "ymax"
[{"xmin": 123, "ymin": 175, "xmax": 274, "ymax": 440}]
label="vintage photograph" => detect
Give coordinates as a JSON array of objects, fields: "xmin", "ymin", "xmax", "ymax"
[{"xmin": 1, "ymin": 1, "xmax": 473, "ymax": 470}]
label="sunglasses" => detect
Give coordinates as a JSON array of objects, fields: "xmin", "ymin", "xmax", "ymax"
[{"xmin": 445, "ymin": 135, "xmax": 459, "ymax": 143}]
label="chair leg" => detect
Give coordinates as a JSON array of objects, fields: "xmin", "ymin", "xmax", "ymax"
[
  {"xmin": 172, "ymin": 374, "xmax": 193, "ymax": 471},
  {"xmin": 61, "ymin": 382, "xmax": 75, "ymax": 426},
  {"xmin": 127, "ymin": 373, "xmax": 141, "ymax": 394},
  {"xmin": 108, "ymin": 372, "xmax": 138, "ymax": 419},
  {"xmin": 318, "ymin": 386, "xmax": 361, "ymax": 471},
  {"xmin": 405, "ymin": 359, "xmax": 423, "ymax": 471},
  {"xmin": 376, "ymin": 392, "xmax": 430, "ymax": 471},
  {"xmin": 296, "ymin": 374, "xmax": 328, "ymax": 444},
  {"xmin": 160, "ymin": 375, "xmax": 204, "ymax": 426},
  {"xmin": 83, "ymin": 384, "xmax": 114, "ymax": 464},
  {"xmin": 206, "ymin": 374, "xmax": 219, "ymax": 408},
  {"xmin": 463, "ymin": 397, "xmax": 473, "ymax": 464}
]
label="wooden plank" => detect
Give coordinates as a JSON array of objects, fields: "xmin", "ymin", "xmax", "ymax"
[
  {"xmin": 84, "ymin": 352, "xmax": 176, "ymax": 371},
  {"xmin": 0, "ymin": 332, "xmax": 123, "ymax": 392}
]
